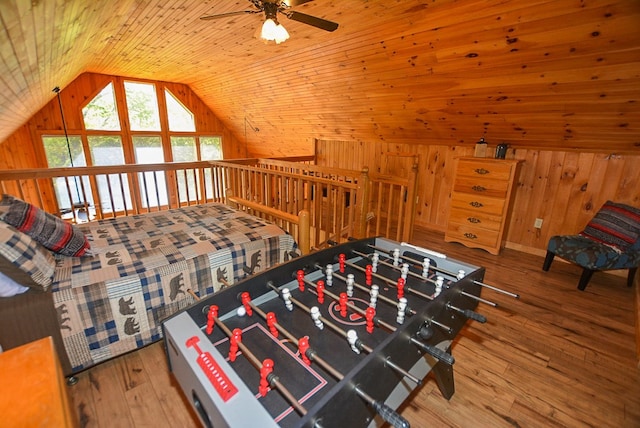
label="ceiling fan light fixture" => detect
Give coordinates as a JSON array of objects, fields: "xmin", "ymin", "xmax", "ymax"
[{"xmin": 261, "ymin": 18, "xmax": 289, "ymax": 44}]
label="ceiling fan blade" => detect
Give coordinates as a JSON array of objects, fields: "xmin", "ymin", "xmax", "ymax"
[
  {"xmin": 282, "ymin": 0, "xmax": 314, "ymax": 6},
  {"xmin": 200, "ymin": 10, "xmax": 258, "ymax": 21},
  {"xmin": 287, "ymin": 11, "xmax": 339, "ymax": 32}
]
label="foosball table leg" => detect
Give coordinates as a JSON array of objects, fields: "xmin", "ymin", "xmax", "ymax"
[{"xmin": 432, "ymin": 353, "xmax": 455, "ymax": 400}]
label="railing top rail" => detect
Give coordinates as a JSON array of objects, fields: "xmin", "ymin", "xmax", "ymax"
[
  {"xmin": 0, "ymin": 161, "xmax": 217, "ymax": 180},
  {"xmin": 255, "ymin": 158, "xmax": 365, "ymax": 179}
]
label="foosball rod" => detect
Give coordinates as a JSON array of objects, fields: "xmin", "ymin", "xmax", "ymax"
[
  {"xmin": 351, "ymin": 250, "xmax": 497, "ymax": 306},
  {"xmin": 367, "ymin": 244, "xmax": 456, "ymax": 278},
  {"xmin": 202, "ymin": 306, "xmax": 308, "ymax": 416},
  {"xmin": 337, "ymin": 260, "xmax": 436, "ymax": 302},
  {"xmin": 310, "ymin": 264, "xmax": 453, "ymax": 334},
  {"xmin": 266, "ymin": 282, "xmax": 422, "ymax": 386},
  {"xmin": 352, "ymin": 249, "xmax": 435, "ymax": 284},
  {"xmin": 301, "ymin": 277, "xmax": 455, "ymax": 366},
  {"xmin": 370, "ymin": 245, "xmax": 520, "ymax": 299},
  {"xmin": 242, "ymin": 296, "xmax": 410, "ymax": 428}
]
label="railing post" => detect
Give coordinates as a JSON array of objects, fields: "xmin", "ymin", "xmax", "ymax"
[
  {"xmin": 298, "ymin": 210, "xmax": 311, "ymax": 255},
  {"xmin": 403, "ymin": 163, "xmax": 419, "ymax": 242},
  {"xmin": 354, "ymin": 167, "xmax": 370, "ymax": 239}
]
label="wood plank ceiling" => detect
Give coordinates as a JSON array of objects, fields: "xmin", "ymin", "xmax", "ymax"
[{"xmin": 0, "ymin": 0, "xmax": 639, "ymax": 156}]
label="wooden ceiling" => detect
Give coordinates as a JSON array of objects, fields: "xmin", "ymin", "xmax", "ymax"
[{"xmin": 1, "ymin": 0, "xmax": 639, "ymax": 156}]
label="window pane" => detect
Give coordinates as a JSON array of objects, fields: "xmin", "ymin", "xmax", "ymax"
[
  {"xmin": 200, "ymin": 136, "xmax": 223, "ymax": 200},
  {"xmin": 125, "ymin": 81, "xmax": 161, "ymax": 131},
  {"xmin": 200, "ymin": 136, "xmax": 223, "ymax": 160},
  {"xmin": 165, "ymin": 89, "xmax": 195, "ymax": 132},
  {"xmin": 171, "ymin": 136, "xmax": 198, "ymax": 202},
  {"xmin": 133, "ymin": 136, "xmax": 168, "ymax": 207},
  {"xmin": 82, "ymin": 82, "xmax": 121, "ymax": 131},
  {"xmin": 88, "ymin": 136, "xmax": 131, "ymax": 213},
  {"xmin": 42, "ymin": 135, "xmax": 92, "ymax": 213}
]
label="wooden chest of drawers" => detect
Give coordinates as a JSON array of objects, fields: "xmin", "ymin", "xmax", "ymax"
[{"xmin": 445, "ymin": 157, "xmax": 521, "ymax": 255}]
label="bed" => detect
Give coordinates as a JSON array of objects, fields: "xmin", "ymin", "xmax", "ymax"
[{"xmin": 0, "ymin": 197, "xmax": 299, "ymax": 376}]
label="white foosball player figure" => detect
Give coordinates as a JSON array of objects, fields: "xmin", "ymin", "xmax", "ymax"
[
  {"xmin": 346, "ymin": 273, "xmax": 355, "ymax": 297},
  {"xmin": 326, "ymin": 264, "xmax": 333, "ymax": 286},
  {"xmin": 310, "ymin": 306, "xmax": 324, "ymax": 330},
  {"xmin": 396, "ymin": 297, "xmax": 408, "ymax": 324},
  {"xmin": 282, "ymin": 288, "xmax": 293, "ymax": 311},
  {"xmin": 371, "ymin": 252, "xmax": 379, "ymax": 273},
  {"xmin": 347, "ymin": 329, "xmax": 361, "ymax": 354},
  {"xmin": 369, "ymin": 284, "xmax": 379, "ymax": 308},
  {"xmin": 422, "ymin": 258, "xmax": 431, "ymax": 278},
  {"xmin": 457, "ymin": 269, "xmax": 465, "ymax": 280},
  {"xmin": 435, "ymin": 276, "xmax": 444, "ymax": 297},
  {"xmin": 401, "ymin": 263, "xmax": 409, "ymax": 280},
  {"xmin": 392, "ymin": 248, "xmax": 400, "ymax": 266}
]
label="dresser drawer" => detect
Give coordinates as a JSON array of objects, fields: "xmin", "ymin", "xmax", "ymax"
[
  {"xmin": 455, "ymin": 159, "xmax": 514, "ymax": 181},
  {"xmin": 453, "ymin": 176, "xmax": 509, "ymax": 198},
  {"xmin": 445, "ymin": 222, "xmax": 500, "ymax": 248},
  {"xmin": 448, "ymin": 207, "xmax": 502, "ymax": 231},
  {"xmin": 450, "ymin": 192, "xmax": 506, "ymax": 215}
]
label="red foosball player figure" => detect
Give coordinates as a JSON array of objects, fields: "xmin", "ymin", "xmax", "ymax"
[
  {"xmin": 229, "ymin": 328, "xmax": 242, "ymax": 362},
  {"xmin": 397, "ymin": 277, "xmax": 406, "ymax": 300},
  {"xmin": 259, "ymin": 359, "xmax": 274, "ymax": 397},
  {"xmin": 316, "ymin": 280, "xmax": 325, "ymax": 304},
  {"xmin": 365, "ymin": 264, "xmax": 373, "ymax": 286},
  {"xmin": 206, "ymin": 305, "xmax": 218, "ymax": 335},
  {"xmin": 241, "ymin": 292, "xmax": 253, "ymax": 316},
  {"xmin": 339, "ymin": 292, "xmax": 348, "ymax": 317},
  {"xmin": 338, "ymin": 253, "xmax": 346, "ymax": 273},
  {"xmin": 365, "ymin": 306, "xmax": 376, "ymax": 334},
  {"xmin": 297, "ymin": 270, "xmax": 305, "ymax": 291},
  {"xmin": 298, "ymin": 337, "xmax": 311, "ymax": 365},
  {"xmin": 266, "ymin": 312, "xmax": 278, "ymax": 337}
]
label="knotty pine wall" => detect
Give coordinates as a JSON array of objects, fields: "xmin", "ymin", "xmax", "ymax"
[
  {"xmin": 0, "ymin": 73, "xmax": 247, "ymax": 171},
  {"xmin": 315, "ymin": 139, "xmax": 640, "ymax": 256}
]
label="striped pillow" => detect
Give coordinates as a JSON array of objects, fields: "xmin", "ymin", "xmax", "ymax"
[
  {"xmin": 0, "ymin": 221, "xmax": 56, "ymax": 290},
  {"xmin": 0, "ymin": 195, "xmax": 91, "ymax": 257},
  {"xmin": 580, "ymin": 201, "xmax": 640, "ymax": 252}
]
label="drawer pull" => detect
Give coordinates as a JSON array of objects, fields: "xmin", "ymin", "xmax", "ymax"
[
  {"xmin": 464, "ymin": 232, "xmax": 478, "ymax": 239},
  {"xmin": 467, "ymin": 217, "xmax": 481, "ymax": 224},
  {"xmin": 469, "ymin": 201, "xmax": 484, "ymax": 208},
  {"xmin": 471, "ymin": 185, "xmax": 486, "ymax": 192},
  {"xmin": 474, "ymin": 168, "xmax": 490, "ymax": 175}
]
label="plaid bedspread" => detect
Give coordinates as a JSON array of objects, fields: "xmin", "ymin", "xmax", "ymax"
[{"xmin": 51, "ymin": 203, "xmax": 297, "ymax": 372}]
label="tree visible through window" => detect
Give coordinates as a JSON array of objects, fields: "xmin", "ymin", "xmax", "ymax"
[{"xmin": 42, "ymin": 78, "xmax": 225, "ymax": 216}]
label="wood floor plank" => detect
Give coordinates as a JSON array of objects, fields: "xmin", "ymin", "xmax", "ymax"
[{"xmin": 66, "ymin": 227, "xmax": 640, "ymax": 428}]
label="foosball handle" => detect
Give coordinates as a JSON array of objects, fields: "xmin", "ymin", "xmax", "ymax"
[
  {"xmin": 411, "ymin": 338, "xmax": 455, "ymax": 366},
  {"xmin": 372, "ymin": 400, "xmax": 410, "ymax": 428},
  {"xmin": 463, "ymin": 309, "xmax": 487, "ymax": 323}
]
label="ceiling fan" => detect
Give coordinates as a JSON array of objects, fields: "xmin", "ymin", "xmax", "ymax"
[{"xmin": 200, "ymin": 0, "xmax": 339, "ymax": 44}]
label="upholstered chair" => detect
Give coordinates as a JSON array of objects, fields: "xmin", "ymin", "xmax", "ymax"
[{"xmin": 542, "ymin": 201, "xmax": 640, "ymax": 290}]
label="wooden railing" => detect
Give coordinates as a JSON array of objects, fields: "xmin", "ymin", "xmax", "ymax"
[{"xmin": 0, "ymin": 157, "xmax": 418, "ymax": 252}]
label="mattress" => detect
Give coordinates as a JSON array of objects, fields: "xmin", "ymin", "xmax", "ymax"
[{"xmin": 51, "ymin": 203, "xmax": 297, "ymax": 372}]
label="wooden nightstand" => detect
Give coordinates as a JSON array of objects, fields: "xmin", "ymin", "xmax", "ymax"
[
  {"xmin": 0, "ymin": 336, "xmax": 77, "ymax": 427},
  {"xmin": 445, "ymin": 157, "xmax": 521, "ymax": 255}
]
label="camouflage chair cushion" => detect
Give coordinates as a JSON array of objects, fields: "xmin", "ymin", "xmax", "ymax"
[{"xmin": 547, "ymin": 201, "xmax": 640, "ymax": 271}]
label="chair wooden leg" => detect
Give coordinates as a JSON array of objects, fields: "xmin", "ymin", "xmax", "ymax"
[
  {"xmin": 542, "ymin": 251, "xmax": 555, "ymax": 271},
  {"xmin": 577, "ymin": 269, "xmax": 595, "ymax": 291},
  {"xmin": 628, "ymin": 267, "xmax": 638, "ymax": 287}
]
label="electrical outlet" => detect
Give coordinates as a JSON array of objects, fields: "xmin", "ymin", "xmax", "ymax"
[{"xmin": 534, "ymin": 218, "xmax": 543, "ymax": 229}]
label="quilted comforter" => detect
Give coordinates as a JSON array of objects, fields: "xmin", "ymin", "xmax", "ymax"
[{"xmin": 52, "ymin": 203, "xmax": 297, "ymax": 372}]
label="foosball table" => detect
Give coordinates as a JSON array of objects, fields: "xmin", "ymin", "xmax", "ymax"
[{"xmin": 162, "ymin": 237, "xmax": 517, "ymax": 428}]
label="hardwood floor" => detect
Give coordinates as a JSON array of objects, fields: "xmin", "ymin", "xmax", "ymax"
[{"xmin": 67, "ymin": 228, "xmax": 640, "ymax": 427}]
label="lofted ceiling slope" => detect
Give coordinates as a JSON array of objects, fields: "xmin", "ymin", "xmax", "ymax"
[{"xmin": 0, "ymin": 0, "xmax": 639, "ymax": 156}]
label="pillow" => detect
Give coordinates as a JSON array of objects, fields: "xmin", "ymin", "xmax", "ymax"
[
  {"xmin": 0, "ymin": 194, "xmax": 90, "ymax": 257},
  {"xmin": 580, "ymin": 201, "xmax": 640, "ymax": 252},
  {"xmin": 0, "ymin": 221, "xmax": 56, "ymax": 290},
  {"xmin": 0, "ymin": 270, "xmax": 29, "ymax": 297}
]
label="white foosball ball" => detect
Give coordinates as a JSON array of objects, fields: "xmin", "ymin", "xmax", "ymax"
[{"xmin": 162, "ymin": 237, "xmax": 518, "ymax": 428}]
